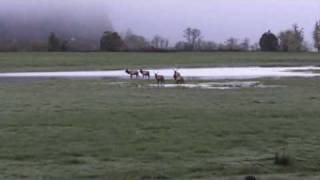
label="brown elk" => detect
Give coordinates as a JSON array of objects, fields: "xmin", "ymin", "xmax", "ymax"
[
  {"xmin": 139, "ymin": 69, "xmax": 150, "ymax": 79},
  {"xmin": 155, "ymin": 73, "xmax": 165, "ymax": 85},
  {"xmin": 173, "ymin": 70, "xmax": 181, "ymax": 81},
  {"xmin": 125, "ymin": 69, "xmax": 139, "ymax": 79},
  {"xmin": 175, "ymin": 75, "xmax": 185, "ymax": 84},
  {"xmin": 173, "ymin": 70, "xmax": 185, "ymax": 84}
]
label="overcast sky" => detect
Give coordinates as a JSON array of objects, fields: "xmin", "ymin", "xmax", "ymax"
[
  {"xmin": 1, "ymin": 0, "xmax": 319, "ymax": 47},
  {"xmin": 106, "ymin": 0, "xmax": 320, "ymax": 46}
]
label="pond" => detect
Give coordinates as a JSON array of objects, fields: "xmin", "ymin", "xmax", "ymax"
[{"xmin": 0, "ymin": 66, "xmax": 319, "ymax": 80}]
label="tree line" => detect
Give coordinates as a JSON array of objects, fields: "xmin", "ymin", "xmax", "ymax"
[{"xmin": 2, "ymin": 21, "xmax": 320, "ymax": 52}]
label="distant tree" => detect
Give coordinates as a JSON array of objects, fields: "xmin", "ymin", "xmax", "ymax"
[
  {"xmin": 31, "ymin": 41, "xmax": 48, "ymax": 51},
  {"xmin": 184, "ymin": 28, "xmax": 193, "ymax": 45},
  {"xmin": 259, "ymin": 30, "xmax": 279, "ymax": 51},
  {"xmin": 279, "ymin": 32, "xmax": 290, "ymax": 52},
  {"xmin": 240, "ymin": 38, "xmax": 250, "ymax": 51},
  {"xmin": 61, "ymin": 40, "xmax": 69, "ymax": 51},
  {"xmin": 279, "ymin": 24, "xmax": 305, "ymax": 52},
  {"xmin": 175, "ymin": 41, "xmax": 185, "ymax": 51},
  {"xmin": 151, "ymin": 35, "xmax": 161, "ymax": 49},
  {"xmin": 292, "ymin": 24, "xmax": 304, "ymax": 51},
  {"xmin": 217, "ymin": 43, "xmax": 227, "ymax": 51},
  {"xmin": 100, "ymin": 31, "xmax": 124, "ymax": 51},
  {"xmin": 160, "ymin": 39, "xmax": 169, "ymax": 49},
  {"xmin": 199, "ymin": 41, "xmax": 217, "ymax": 51},
  {"xmin": 151, "ymin": 35, "xmax": 170, "ymax": 50},
  {"xmin": 175, "ymin": 41, "xmax": 193, "ymax": 51},
  {"xmin": 124, "ymin": 30, "xmax": 148, "ymax": 51},
  {"xmin": 250, "ymin": 43, "xmax": 260, "ymax": 52},
  {"xmin": 0, "ymin": 40, "xmax": 19, "ymax": 51},
  {"xmin": 48, "ymin": 32, "xmax": 61, "ymax": 51},
  {"xmin": 225, "ymin": 37, "xmax": 240, "ymax": 51},
  {"xmin": 183, "ymin": 27, "xmax": 201, "ymax": 50},
  {"xmin": 313, "ymin": 21, "xmax": 320, "ymax": 52}
]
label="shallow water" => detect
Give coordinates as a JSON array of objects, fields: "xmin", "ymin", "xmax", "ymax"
[
  {"xmin": 0, "ymin": 66, "xmax": 320, "ymax": 80},
  {"xmin": 109, "ymin": 81, "xmax": 283, "ymax": 90},
  {"xmin": 149, "ymin": 81, "xmax": 261, "ymax": 89}
]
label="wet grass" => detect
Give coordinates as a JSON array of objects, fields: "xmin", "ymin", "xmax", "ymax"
[
  {"xmin": 0, "ymin": 77, "xmax": 320, "ymax": 179},
  {"xmin": 0, "ymin": 52, "xmax": 320, "ymax": 72}
]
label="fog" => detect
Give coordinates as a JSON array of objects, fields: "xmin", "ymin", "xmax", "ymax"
[
  {"xmin": 0, "ymin": 0, "xmax": 112, "ymax": 49},
  {"xmin": 0, "ymin": 0, "xmax": 319, "ymax": 48}
]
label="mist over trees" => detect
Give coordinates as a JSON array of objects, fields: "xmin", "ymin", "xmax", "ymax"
[
  {"xmin": 48, "ymin": 33, "xmax": 61, "ymax": 51},
  {"xmin": 123, "ymin": 30, "xmax": 149, "ymax": 51},
  {"xmin": 100, "ymin": 31, "xmax": 124, "ymax": 51},
  {"xmin": 0, "ymin": 1, "xmax": 113, "ymax": 51},
  {"xmin": 0, "ymin": 1, "xmax": 317, "ymax": 54},
  {"xmin": 151, "ymin": 35, "xmax": 169, "ymax": 50}
]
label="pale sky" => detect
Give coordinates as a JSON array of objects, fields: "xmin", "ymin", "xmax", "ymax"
[{"xmin": 106, "ymin": 0, "xmax": 320, "ymax": 46}]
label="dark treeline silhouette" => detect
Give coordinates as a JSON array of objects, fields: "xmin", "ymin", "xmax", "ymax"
[
  {"xmin": 0, "ymin": 21, "xmax": 319, "ymax": 52},
  {"xmin": 259, "ymin": 31, "xmax": 279, "ymax": 51}
]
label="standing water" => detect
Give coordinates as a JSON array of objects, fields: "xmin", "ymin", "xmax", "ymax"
[{"xmin": 0, "ymin": 66, "xmax": 319, "ymax": 80}]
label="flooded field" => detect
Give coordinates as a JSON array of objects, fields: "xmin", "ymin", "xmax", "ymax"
[
  {"xmin": 0, "ymin": 66, "xmax": 319, "ymax": 80},
  {"xmin": 153, "ymin": 81, "xmax": 285, "ymax": 89}
]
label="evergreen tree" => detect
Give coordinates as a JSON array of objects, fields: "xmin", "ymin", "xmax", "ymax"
[
  {"xmin": 259, "ymin": 30, "xmax": 279, "ymax": 51},
  {"xmin": 100, "ymin": 31, "xmax": 124, "ymax": 51}
]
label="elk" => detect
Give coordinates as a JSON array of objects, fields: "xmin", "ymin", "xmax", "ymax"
[
  {"xmin": 175, "ymin": 75, "xmax": 185, "ymax": 84},
  {"xmin": 173, "ymin": 70, "xmax": 185, "ymax": 84},
  {"xmin": 139, "ymin": 69, "xmax": 150, "ymax": 79},
  {"xmin": 125, "ymin": 69, "xmax": 139, "ymax": 79},
  {"xmin": 173, "ymin": 70, "xmax": 181, "ymax": 81},
  {"xmin": 155, "ymin": 73, "xmax": 165, "ymax": 85}
]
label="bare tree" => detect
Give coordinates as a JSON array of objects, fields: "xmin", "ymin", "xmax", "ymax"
[
  {"xmin": 293, "ymin": 24, "xmax": 304, "ymax": 51},
  {"xmin": 123, "ymin": 30, "xmax": 148, "ymax": 51},
  {"xmin": 279, "ymin": 24, "xmax": 305, "ymax": 52},
  {"xmin": 198, "ymin": 41, "xmax": 217, "ymax": 51},
  {"xmin": 240, "ymin": 38, "xmax": 250, "ymax": 51},
  {"xmin": 250, "ymin": 43, "xmax": 260, "ymax": 51},
  {"xmin": 225, "ymin": 37, "xmax": 240, "ymax": 51},
  {"xmin": 183, "ymin": 27, "xmax": 201, "ymax": 50},
  {"xmin": 151, "ymin": 35, "xmax": 169, "ymax": 49},
  {"xmin": 183, "ymin": 28, "xmax": 193, "ymax": 45},
  {"xmin": 151, "ymin": 35, "xmax": 161, "ymax": 48},
  {"xmin": 313, "ymin": 21, "xmax": 320, "ymax": 52}
]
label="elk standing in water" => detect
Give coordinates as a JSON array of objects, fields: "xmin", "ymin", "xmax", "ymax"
[
  {"xmin": 139, "ymin": 69, "xmax": 150, "ymax": 79},
  {"xmin": 173, "ymin": 70, "xmax": 185, "ymax": 84},
  {"xmin": 175, "ymin": 75, "xmax": 185, "ymax": 84},
  {"xmin": 155, "ymin": 73, "xmax": 165, "ymax": 86},
  {"xmin": 125, "ymin": 69, "xmax": 139, "ymax": 79},
  {"xmin": 173, "ymin": 70, "xmax": 181, "ymax": 81}
]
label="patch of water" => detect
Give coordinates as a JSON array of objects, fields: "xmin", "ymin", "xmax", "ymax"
[
  {"xmin": 149, "ymin": 83, "xmax": 233, "ymax": 90},
  {"xmin": 0, "ymin": 66, "xmax": 319, "ymax": 80},
  {"xmin": 148, "ymin": 81, "xmax": 281, "ymax": 90}
]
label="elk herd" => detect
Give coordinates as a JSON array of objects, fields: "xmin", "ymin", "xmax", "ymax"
[{"xmin": 125, "ymin": 69, "xmax": 185, "ymax": 85}]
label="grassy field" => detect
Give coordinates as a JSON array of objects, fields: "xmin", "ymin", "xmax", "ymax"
[
  {"xmin": 0, "ymin": 52, "xmax": 320, "ymax": 179},
  {"xmin": 0, "ymin": 52, "xmax": 320, "ymax": 72}
]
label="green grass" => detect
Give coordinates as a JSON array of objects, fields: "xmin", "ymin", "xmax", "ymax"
[
  {"xmin": 0, "ymin": 77, "xmax": 320, "ymax": 179},
  {"xmin": 0, "ymin": 52, "xmax": 320, "ymax": 72},
  {"xmin": 1, "ymin": 52, "xmax": 320, "ymax": 179}
]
